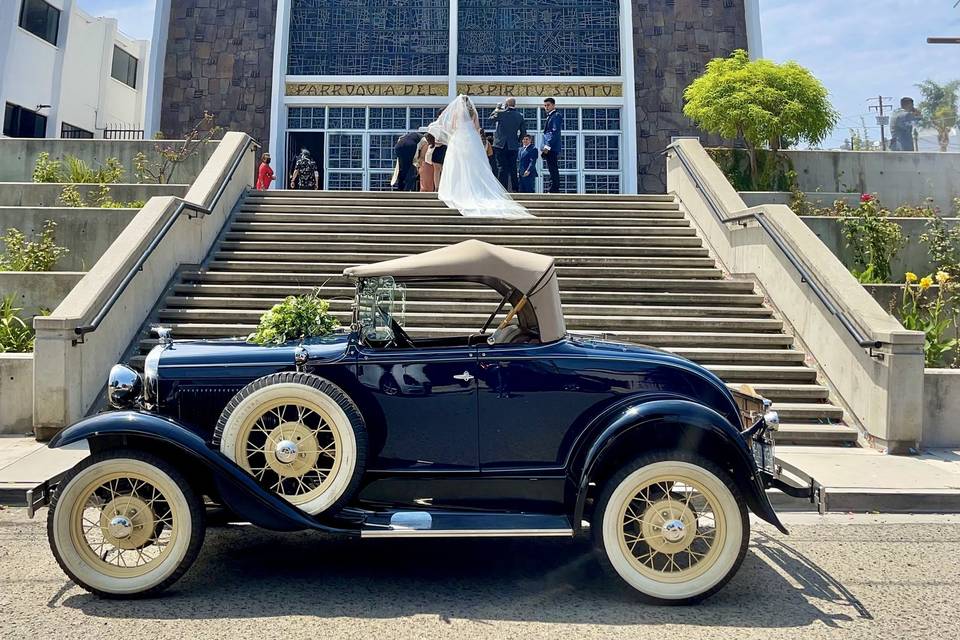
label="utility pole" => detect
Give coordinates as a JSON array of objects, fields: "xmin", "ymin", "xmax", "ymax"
[{"xmin": 867, "ymin": 96, "xmax": 894, "ymax": 151}]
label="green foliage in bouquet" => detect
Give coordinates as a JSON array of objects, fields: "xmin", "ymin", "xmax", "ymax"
[{"xmin": 247, "ymin": 294, "xmax": 340, "ymax": 346}]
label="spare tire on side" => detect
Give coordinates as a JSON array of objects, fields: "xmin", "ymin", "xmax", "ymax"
[{"xmin": 214, "ymin": 371, "xmax": 367, "ymax": 516}]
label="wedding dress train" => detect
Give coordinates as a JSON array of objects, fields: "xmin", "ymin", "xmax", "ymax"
[{"xmin": 427, "ymin": 95, "xmax": 532, "ymax": 219}]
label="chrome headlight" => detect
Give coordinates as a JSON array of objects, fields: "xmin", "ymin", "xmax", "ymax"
[
  {"xmin": 763, "ymin": 410, "xmax": 780, "ymax": 431},
  {"xmin": 107, "ymin": 364, "xmax": 142, "ymax": 409}
]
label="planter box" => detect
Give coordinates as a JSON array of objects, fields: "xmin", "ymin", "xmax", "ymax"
[
  {"xmin": 0, "ymin": 183, "xmax": 188, "ymax": 207},
  {"xmin": 0, "ymin": 272, "xmax": 86, "ymax": 316},
  {"xmin": 0, "ymin": 207, "xmax": 139, "ymax": 271},
  {"xmin": 0, "ymin": 353, "xmax": 33, "ymax": 435},
  {"xmin": 923, "ymin": 369, "xmax": 960, "ymax": 448}
]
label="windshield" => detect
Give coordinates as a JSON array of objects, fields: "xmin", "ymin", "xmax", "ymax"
[{"xmin": 356, "ymin": 277, "xmax": 406, "ymax": 343}]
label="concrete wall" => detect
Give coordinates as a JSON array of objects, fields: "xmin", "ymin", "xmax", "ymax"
[
  {"xmin": 923, "ymin": 370, "xmax": 960, "ymax": 448},
  {"xmin": 739, "ymin": 192, "xmax": 860, "ymax": 209},
  {"xmin": 32, "ymin": 132, "xmax": 256, "ymax": 437},
  {"xmin": 783, "ymin": 150, "xmax": 960, "ymax": 214},
  {"xmin": 0, "ymin": 183, "xmax": 188, "ymax": 207},
  {"xmin": 801, "ymin": 217, "xmax": 960, "ymax": 280},
  {"xmin": 668, "ymin": 138, "xmax": 926, "ymax": 452},
  {"xmin": 0, "ymin": 354, "xmax": 33, "ymax": 435},
  {"xmin": 0, "ymin": 272, "xmax": 85, "ymax": 316},
  {"xmin": 0, "ymin": 139, "xmax": 218, "ymax": 183},
  {"xmin": 0, "ymin": 207, "xmax": 139, "ymax": 271}
]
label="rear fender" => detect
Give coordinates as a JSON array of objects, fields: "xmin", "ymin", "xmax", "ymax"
[
  {"xmin": 572, "ymin": 399, "xmax": 787, "ymax": 534},
  {"xmin": 49, "ymin": 411, "xmax": 356, "ymax": 535}
]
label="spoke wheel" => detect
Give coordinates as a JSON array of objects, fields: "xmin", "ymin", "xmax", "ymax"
[
  {"xmin": 48, "ymin": 451, "xmax": 204, "ymax": 598},
  {"xmin": 216, "ymin": 372, "xmax": 367, "ymax": 516},
  {"xmin": 594, "ymin": 453, "xmax": 749, "ymax": 604},
  {"xmin": 234, "ymin": 398, "xmax": 343, "ymax": 504}
]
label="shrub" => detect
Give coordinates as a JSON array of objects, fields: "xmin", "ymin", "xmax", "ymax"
[
  {"xmin": 32, "ymin": 153, "xmax": 63, "ymax": 183},
  {"xmin": 896, "ymin": 272, "xmax": 958, "ymax": 367},
  {"xmin": 0, "ymin": 296, "xmax": 35, "ymax": 353},
  {"xmin": 32, "ymin": 153, "xmax": 125, "ymax": 184},
  {"xmin": 247, "ymin": 294, "xmax": 340, "ymax": 346},
  {"xmin": 135, "ymin": 112, "xmax": 220, "ymax": 184},
  {"xmin": 57, "ymin": 184, "xmax": 144, "ymax": 209},
  {"xmin": 839, "ymin": 195, "xmax": 905, "ymax": 283},
  {"xmin": 0, "ymin": 221, "xmax": 69, "ymax": 271},
  {"xmin": 920, "ymin": 214, "xmax": 960, "ymax": 279}
]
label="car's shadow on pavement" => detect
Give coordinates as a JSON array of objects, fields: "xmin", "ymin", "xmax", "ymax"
[{"xmin": 60, "ymin": 526, "xmax": 870, "ymax": 628}]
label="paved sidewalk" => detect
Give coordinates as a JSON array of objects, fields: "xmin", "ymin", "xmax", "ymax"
[{"xmin": 0, "ymin": 435, "xmax": 88, "ymax": 505}]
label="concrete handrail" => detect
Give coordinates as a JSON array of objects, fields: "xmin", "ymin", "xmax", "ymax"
[
  {"xmin": 32, "ymin": 132, "xmax": 257, "ymax": 437},
  {"xmin": 667, "ymin": 138, "xmax": 925, "ymax": 452}
]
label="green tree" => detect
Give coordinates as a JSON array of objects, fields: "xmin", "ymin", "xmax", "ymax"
[
  {"xmin": 915, "ymin": 79, "xmax": 960, "ymax": 152},
  {"xmin": 683, "ymin": 50, "xmax": 838, "ymax": 188}
]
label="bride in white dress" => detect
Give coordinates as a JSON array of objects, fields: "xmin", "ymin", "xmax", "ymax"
[{"xmin": 427, "ymin": 95, "xmax": 532, "ymax": 219}]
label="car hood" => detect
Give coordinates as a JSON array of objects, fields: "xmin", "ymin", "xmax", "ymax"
[{"xmin": 154, "ymin": 332, "xmax": 352, "ymax": 368}]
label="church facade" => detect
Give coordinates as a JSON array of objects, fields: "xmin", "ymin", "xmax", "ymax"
[{"xmin": 149, "ymin": 0, "xmax": 760, "ymax": 193}]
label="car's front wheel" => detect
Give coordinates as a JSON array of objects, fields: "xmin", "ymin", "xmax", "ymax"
[
  {"xmin": 592, "ymin": 451, "xmax": 750, "ymax": 604},
  {"xmin": 48, "ymin": 450, "xmax": 205, "ymax": 598}
]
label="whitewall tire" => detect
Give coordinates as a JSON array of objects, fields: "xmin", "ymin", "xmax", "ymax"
[
  {"xmin": 215, "ymin": 372, "xmax": 367, "ymax": 516},
  {"xmin": 592, "ymin": 452, "xmax": 749, "ymax": 604},
  {"xmin": 47, "ymin": 450, "xmax": 205, "ymax": 598}
]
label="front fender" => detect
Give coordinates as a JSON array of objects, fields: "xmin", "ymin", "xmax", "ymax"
[
  {"xmin": 49, "ymin": 411, "xmax": 356, "ymax": 535},
  {"xmin": 573, "ymin": 399, "xmax": 787, "ymax": 534}
]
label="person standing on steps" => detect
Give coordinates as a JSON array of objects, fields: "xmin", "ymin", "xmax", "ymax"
[
  {"xmin": 517, "ymin": 134, "xmax": 538, "ymax": 193},
  {"xmin": 541, "ymin": 97, "xmax": 563, "ymax": 193},
  {"xmin": 393, "ymin": 130, "xmax": 423, "ymax": 191},
  {"xmin": 416, "ymin": 133, "xmax": 437, "ymax": 192},
  {"xmin": 289, "ymin": 149, "xmax": 319, "ymax": 190},
  {"xmin": 255, "ymin": 153, "xmax": 274, "ymax": 190},
  {"xmin": 490, "ymin": 97, "xmax": 526, "ymax": 191}
]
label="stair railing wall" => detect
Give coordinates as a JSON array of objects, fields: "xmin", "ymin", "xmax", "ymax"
[
  {"xmin": 32, "ymin": 133, "xmax": 256, "ymax": 438},
  {"xmin": 667, "ymin": 138, "xmax": 925, "ymax": 453}
]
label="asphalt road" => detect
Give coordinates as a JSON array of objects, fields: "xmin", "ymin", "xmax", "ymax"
[{"xmin": 0, "ymin": 510, "xmax": 957, "ymax": 640}]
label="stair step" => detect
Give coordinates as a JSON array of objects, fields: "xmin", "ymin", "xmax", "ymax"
[
  {"xmin": 170, "ymin": 284, "xmax": 766, "ymax": 306},
  {"xmin": 227, "ymin": 222, "xmax": 699, "ymax": 238},
  {"xmin": 156, "ymin": 308, "xmax": 783, "ymax": 332},
  {"xmin": 704, "ymin": 365, "xmax": 818, "ymax": 382},
  {"xmin": 181, "ymin": 271, "xmax": 755, "ymax": 292},
  {"xmin": 773, "ymin": 403, "xmax": 845, "ymax": 421},
  {"xmin": 212, "ymin": 251, "xmax": 720, "ymax": 269},
  {"xmin": 204, "ymin": 261, "xmax": 724, "ymax": 280},
  {"xmin": 222, "ymin": 232, "xmax": 705, "ymax": 247},
  {"xmin": 666, "ymin": 347, "xmax": 804, "ymax": 364},
  {"xmin": 730, "ymin": 383, "xmax": 830, "ymax": 402},
  {"xmin": 235, "ymin": 211, "xmax": 691, "ymax": 225},
  {"xmin": 163, "ymin": 297, "xmax": 774, "ymax": 318},
  {"xmin": 774, "ymin": 423, "xmax": 859, "ymax": 446},
  {"xmin": 217, "ymin": 241, "xmax": 712, "ymax": 258}
]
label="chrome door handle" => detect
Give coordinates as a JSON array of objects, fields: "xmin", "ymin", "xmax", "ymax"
[{"xmin": 453, "ymin": 371, "xmax": 475, "ymax": 383}]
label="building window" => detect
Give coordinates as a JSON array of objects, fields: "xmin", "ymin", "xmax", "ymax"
[
  {"xmin": 327, "ymin": 107, "xmax": 366, "ymax": 130},
  {"xmin": 409, "ymin": 107, "xmax": 442, "ymax": 130},
  {"xmin": 111, "ymin": 46, "xmax": 139, "ymax": 88},
  {"xmin": 327, "ymin": 133, "xmax": 364, "ymax": 169},
  {"xmin": 287, "ymin": 0, "xmax": 450, "ymax": 76},
  {"xmin": 368, "ymin": 108, "xmax": 407, "ymax": 131},
  {"xmin": 288, "ymin": 107, "xmax": 326, "ymax": 129},
  {"xmin": 369, "ymin": 133, "xmax": 402, "ymax": 170},
  {"xmin": 61, "ymin": 123, "xmax": 94, "ymax": 139},
  {"xmin": 458, "ymin": 0, "xmax": 620, "ymax": 76},
  {"xmin": 3, "ymin": 103, "xmax": 47, "ymax": 138},
  {"xmin": 582, "ymin": 108, "xmax": 621, "ymax": 131},
  {"xmin": 18, "ymin": 0, "xmax": 60, "ymax": 46},
  {"xmin": 584, "ymin": 134, "xmax": 620, "ymax": 170}
]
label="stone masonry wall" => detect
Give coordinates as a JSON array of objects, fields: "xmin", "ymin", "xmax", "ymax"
[
  {"xmin": 160, "ymin": 0, "xmax": 277, "ymax": 150},
  {"xmin": 632, "ymin": 0, "xmax": 748, "ymax": 191}
]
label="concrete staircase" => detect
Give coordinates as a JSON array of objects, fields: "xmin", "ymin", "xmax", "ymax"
[{"xmin": 133, "ymin": 190, "xmax": 857, "ymax": 447}]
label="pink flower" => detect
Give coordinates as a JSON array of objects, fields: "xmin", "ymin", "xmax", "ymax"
[{"xmin": 860, "ymin": 194, "xmax": 874, "ymax": 203}]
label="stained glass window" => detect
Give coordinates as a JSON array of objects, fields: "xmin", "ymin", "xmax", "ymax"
[
  {"xmin": 327, "ymin": 134, "xmax": 364, "ymax": 169},
  {"xmin": 585, "ymin": 174, "xmax": 620, "ymax": 194},
  {"xmin": 328, "ymin": 172, "xmax": 364, "ymax": 190},
  {"xmin": 327, "ymin": 107, "xmax": 366, "ymax": 129},
  {"xmin": 584, "ymin": 134, "xmax": 619, "ymax": 170},
  {"xmin": 544, "ymin": 173, "xmax": 578, "ymax": 194},
  {"xmin": 410, "ymin": 107, "xmax": 443, "ymax": 129},
  {"xmin": 369, "ymin": 172, "xmax": 395, "ymax": 191},
  {"xmin": 581, "ymin": 107, "xmax": 620, "ymax": 130},
  {"xmin": 288, "ymin": 107, "xmax": 325, "ymax": 129},
  {"xmin": 458, "ymin": 0, "xmax": 620, "ymax": 76},
  {"xmin": 288, "ymin": 0, "xmax": 450, "ymax": 76},
  {"xmin": 369, "ymin": 108, "xmax": 408, "ymax": 130},
  {"xmin": 369, "ymin": 133, "xmax": 402, "ymax": 170}
]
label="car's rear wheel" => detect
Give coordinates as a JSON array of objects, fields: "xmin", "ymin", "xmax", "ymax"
[
  {"xmin": 48, "ymin": 450, "xmax": 205, "ymax": 598},
  {"xmin": 592, "ymin": 451, "xmax": 749, "ymax": 605},
  {"xmin": 215, "ymin": 372, "xmax": 367, "ymax": 515}
]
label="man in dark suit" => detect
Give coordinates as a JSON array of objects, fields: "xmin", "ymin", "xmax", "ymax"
[
  {"xmin": 541, "ymin": 97, "xmax": 563, "ymax": 193},
  {"xmin": 394, "ymin": 131, "xmax": 422, "ymax": 191},
  {"xmin": 490, "ymin": 97, "xmax": 526, "ymax": 191},
  {"xmin": 517, "ymin": 134, "xmax": 538, "ymax": 193}
]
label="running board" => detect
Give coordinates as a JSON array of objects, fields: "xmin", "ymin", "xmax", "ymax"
[{"xmin": 360, "ymin": 511, "xmax": 574, "ymax": 538}]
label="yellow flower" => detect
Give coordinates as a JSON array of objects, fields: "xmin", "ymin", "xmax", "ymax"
[
  {"xmin": 905, "ymin": 272, "xmax": 918, "ymax": 283},
  {"xmin": 936, "ymin": 270, "xmax": 951, "ymax": 284},
  {"xmin": 919, "ymin": 276, "xmax": 934, "ymax": 290}
]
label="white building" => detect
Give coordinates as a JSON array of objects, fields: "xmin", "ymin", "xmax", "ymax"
[{"xmin": 0, "ymin": 0, "xmax": 150, "ymax": 139}]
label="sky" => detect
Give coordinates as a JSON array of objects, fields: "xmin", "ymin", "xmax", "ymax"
[{"xmin": 80, "ymin": 0, "xmax": 960, "ymax": 149}]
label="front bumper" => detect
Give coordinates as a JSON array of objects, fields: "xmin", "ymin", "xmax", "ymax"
[{"xmin": 743, "ymin": 413, "xmax": 822, "ymax": 511}]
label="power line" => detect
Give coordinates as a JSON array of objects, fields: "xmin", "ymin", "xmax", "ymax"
[{"xmin": 866, "ymin": 96, "xmax": 895, "ymax": 150}]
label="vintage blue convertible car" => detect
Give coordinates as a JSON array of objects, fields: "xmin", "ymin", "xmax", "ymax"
[{"xmin": 37, "ymin": 240, "xmax": 795, "ymax": 603}]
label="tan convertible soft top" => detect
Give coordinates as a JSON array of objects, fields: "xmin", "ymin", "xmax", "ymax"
[{"xmin": 343, "ymin": 240, "xmax": 566, "ymax": 342}]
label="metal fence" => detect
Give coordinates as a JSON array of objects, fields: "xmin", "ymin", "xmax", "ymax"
[{"xmin": 103, "ymin": 126, "xmax": 145, "ymax": 140}]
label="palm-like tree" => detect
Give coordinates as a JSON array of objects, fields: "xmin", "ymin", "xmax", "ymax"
[{"xmin": 915, "ymin": 79, "xmax": 960, "ymax": 151}]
